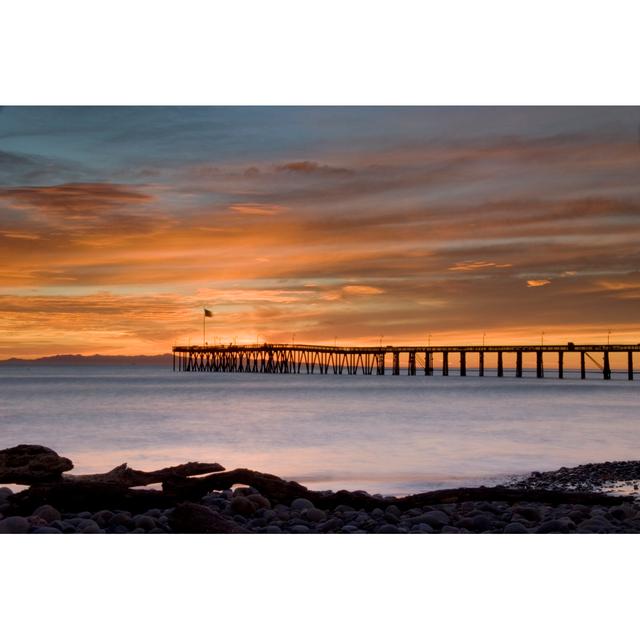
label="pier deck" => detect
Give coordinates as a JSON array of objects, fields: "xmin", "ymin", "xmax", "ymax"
[{"xmin": 173, "ymin": 342, "xmax": 639, "ymax": 380}]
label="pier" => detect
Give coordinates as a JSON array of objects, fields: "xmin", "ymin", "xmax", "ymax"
[{"xmin": 173, "ymin": 342, "xmax": 639, "ymax": 380}]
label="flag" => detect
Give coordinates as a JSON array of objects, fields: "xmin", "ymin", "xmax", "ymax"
[{"xmin": 204, "ymin": 308, "xmax": 213, "ymax": 317}]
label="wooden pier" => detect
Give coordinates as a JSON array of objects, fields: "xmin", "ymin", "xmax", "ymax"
[{"xmin": 172, "ymin": 342, "xmax": 639, "ymax": 380}]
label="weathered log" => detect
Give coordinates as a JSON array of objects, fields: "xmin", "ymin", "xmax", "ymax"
[
  {"xmin": 7, "ymin": 481, "xmax": 173, "ymax": 516},
  {"xmin": 163, "ymin": 468, "xmax": 633, "ymax": 509},
  {"xmin": 169, "ymin": 502, "xmax": 250, "ymax": 533},
  {"xmin": 0, "ymin": 444, "xmax": 73, "ymax": 484},
  {"xmin": 65, "ymin": 461, "xmax": 225, "ymax": 487}
]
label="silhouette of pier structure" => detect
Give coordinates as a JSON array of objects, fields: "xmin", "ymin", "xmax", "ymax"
[{"xmin": 173, "ymin": 342, "xmax": 639, "ymax": 380}]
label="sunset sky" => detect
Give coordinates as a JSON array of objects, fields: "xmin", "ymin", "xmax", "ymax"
[{"xmin": 1, "ymin": 106, "xmax": 639, "ymax": 357}]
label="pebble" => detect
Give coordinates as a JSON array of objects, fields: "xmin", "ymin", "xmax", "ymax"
[
  {"xmin": 291, "ymin": 498, "xmax": 315, "ymax": 511},
  {"xmin": 305, "ymin": 508, "xmax": 326, "ymax": 522},
  {"xmin": 377, "ymin": 524, "xmax": 399, "ymax": 533},
  {"xmin": 32, "ymin": 505, "xmax": 62, "ymax": 523},
  {"xmin": 290, "ymin": 524, "xmax": 311, "ymax": 533},
  {"xmin": 421, "ymin": 510, "xmax": 450, "ymax": 528},
  {"xmin": 33, "ymin": 526, "xmax": 62, "ymax": 534},
  {"xmin": 230, "ymin": 496, "xmax": 257, "ymax": 516},
  {"xmin": 504, "ymin": 522, "xmax": 529, "ymax": 534},
  {"xmin": 0, "ymin": 516, "xmax": 31, "ymax": 534}
]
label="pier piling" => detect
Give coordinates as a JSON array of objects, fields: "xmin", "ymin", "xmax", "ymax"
[{"xmin": 172, "ymin": 342, "xmax": 640, "ymax": 381}]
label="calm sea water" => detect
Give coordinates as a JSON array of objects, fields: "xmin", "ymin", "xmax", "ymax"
[{"xmin": 1, "ymin": 366, "xmax": 639, "ymax": 495}]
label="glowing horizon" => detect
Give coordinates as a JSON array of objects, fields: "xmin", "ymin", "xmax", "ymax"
[{"xmin": 1, "ymin": 106, "xmax": 639, "ymax": 358}]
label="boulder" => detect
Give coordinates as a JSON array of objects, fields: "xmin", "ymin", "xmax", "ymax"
[{"xmin": 0, "ymin": 445, "xmax": 73, "ymax": 484}]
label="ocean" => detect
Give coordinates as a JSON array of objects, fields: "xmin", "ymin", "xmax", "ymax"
[{"xmin": 1, "ymin": 365, "xmax": 639, "ymax": 495}]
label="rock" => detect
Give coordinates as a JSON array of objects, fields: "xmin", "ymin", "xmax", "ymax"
[
  {"xmin": 377, "ymin": 524, "xmax": 399, "ymax": 533},
  {"xmin": 421, "ymin": 510, "xmax": 450, "ymax": 528},
  {"xmin": 385, "ymin": 505, "xmax": 402, "ymax": 518},
  {"xmin": 504, "ymin": 522, "xmax": 529, "ymax": 534},
  {"xmin": 0, "ymin": 444, "xmax": 73, "ymax": 484},
  {"xmin": 110, "ymin": 513, "xmax": 133, "ymax": 528},
  {"xmin": 92, "ymin": 510, "xmax": 114, "ymax": 527},
  {"xmin": 411, "ymin": 523, "xmax": 434, "ymax": 533},
  {"xmin": 317, "ymin": 518, "xmax": 342, "ymax": 532},
  {"xmin": 0, "ymin": 487, "xmax": 13, "ymax": 502},
  {"xmin": 290, "ymin": 525, "xmax": 311, "ymax": 533},
  {"xmin": 371, "ymin": 508, "xmax": 385, "ymax": 519},
  {"xmin": 80, "ymin": 521, "xmax": 102, "ymax": 533},
  {"xmin": 341, "ymin": 525, "xmax": 360, "ymax": 533},
  {"xmin": 230, "ymin": 496, "xmax": 257, "ymax": 516},
  {"xmin": 441, "ymin": 525, "xmax": 460, "ymax": 533},
  {"xmin": 513, "ymin": 505, "xmax": 542, "ymax": 521},
  {"xmin": 262, "ymin": 509, "xmax": 277, "ymax": 522},
  {"xmin": 304, "ymin": 508, "xmax": 326, "ymax": 523},
  {"xmin": 133, "ymin": 515, "xmax": 156, "ymax": 531},
  {"xmin": 33, "ymin": 526, "xmax": 62, "ymax": 534},
  {"xmin": 471, "ymin": 515, "xmax": 494, "ymax": 532},
  {"xmin": 0, "ymin": 516, "xmax": 31, "ymax": 533},
  {"xmin": 32, "ymin": 505, "xmax": 61, "ymax": 523},
  {"xmin": 169, "ymin": 503, "xmax": 250, "ymax": 533},
  {"xmin": 291, "ymin": 498, "xmax": 314, "ymax": 511},
  {"xmin": 265, "ymin": 525, "xmax": 282, "ymax": 533},
  {"xmin": 246, "ymin": 494, "xmax": 270, "ymax": 509}
]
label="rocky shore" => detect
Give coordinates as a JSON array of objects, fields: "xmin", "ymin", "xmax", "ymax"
[{"xmin": 1, "ymin": 445, "xmax": 639, "ymax": 534}]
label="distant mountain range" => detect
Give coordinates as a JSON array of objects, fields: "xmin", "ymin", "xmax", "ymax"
[{"xmin": 0, "ymin": 354, "xmax": 173, "ymax": 367}]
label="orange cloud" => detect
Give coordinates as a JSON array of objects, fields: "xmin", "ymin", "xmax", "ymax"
[{"xmin": 527, "ymin": 279, "xmax": 551, "ymax": 287}]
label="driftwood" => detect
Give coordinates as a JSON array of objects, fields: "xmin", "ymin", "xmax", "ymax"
[
  {"xmin": 8, "ymin": 481, "xmax": 175, "ymax": 515},
  {"xmin": 162, "ymin": 468, "xmax": 632, "ymax": 509},
  {"xmin": 2, "ymin": 445, "xmax": 632, "ymax": 519},
  {"xmin": 0, "ymin": 445, "xmax": 73, "ymax": 484},
  {"xmin": 65, "ymin": 461, "xmax": 224, "ymax": 487}
]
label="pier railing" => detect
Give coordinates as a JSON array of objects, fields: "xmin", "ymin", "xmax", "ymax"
[{"xmin": 172, "ymin": 342, "xmax": 639, "ymax": 380}]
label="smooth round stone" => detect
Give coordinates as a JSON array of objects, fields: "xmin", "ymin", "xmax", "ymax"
[
  {"xmin": 440, "ymin": 525, "xmax": 460, "ymax": 534},
  {"xmin": 112, "ymin": 525, "xmax": 129, "ymax": 534},
  {"xmin": 341, "ymin": 525, "xmax": 361, "ymax": 533},
  {"xmin": 145, "ymin": 509, "xmax": 162, "ymax": 519},
  {"xmin": 92, "ymin": 510, "xmax": 114, "ymax": 526},
  {"xmin": 262, "ymin": 509, "xmax": 277, "ymax": 522},
  {"xmin": 385, "ymin": 505, "xmax": 402, "ymax": 518},
  {"xmin": 290, "ymin": 524, "xmax": 311, "ymax": 533},
  {"xmin": 149, "ymin": 527, "xmax": 165, "ymax": 533},
  {"xmin": 421, "ymin": 510, "xmax": 450, "ymax": 528},
  {"xmin": 79, "ymin": 521, "xmax": 102, "ymax": 533},
  {"xmin": 33, "ymin": 526, "xmax": 62, "ymax": 534},
  {"xmin": 377, "ymin": 524, "xmax": 399, "ymax": 533},
  {"xmin": 230, "ymin": 496, "xmax": 257, "ymax": 516},
  {"xmin": 317, "ymin": 518, "xmax": 342, "ymax": 532},
  {"xmin": 305, "ymin": 508, "xmax": 326, "ymax": 523},
  {"xmin": 110, "ymin": 513, "xmax": 133, "ymax": 528},
  {"xmin": 265, "ymin": 525, "xmax": 282, "ymax": 533},
  {"xmin": 471, "ymin": 515, "xmax": 494, "ymax": 532},
  {"xmin": 133, "ymin": 515, "xmax": 156, "ymax": 531},
  {"xmin": 371, "ymin": 508, "xmax": 385, "ymax": 519},
  {"xmin": 131, "ymin": 528, "xmax": 146, "ymax": 533},
  {"xmin": 247, "ymin": 494, "xmax": 271, "ymax": 509},
  {"xmin": 32, "ymin": 505, "xmax": 62, "ymax": 523},
  {"xmin": 504, "ymin": 522, "xmax": 529, "ymax": 534},
  {"xmin": 0, "ymin": 487, "xmax": 13, "ymax": 502},
  {"xmin": 411, "ymin": 523, "xmax": 434, "ymax": 533},
  {"xmin": 0, "ymin": 516, "xmax": 31, "ymax": 534},
  {"xmin": 291, "ymin": 498, "xmax": 314, "ymax": 511}
]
